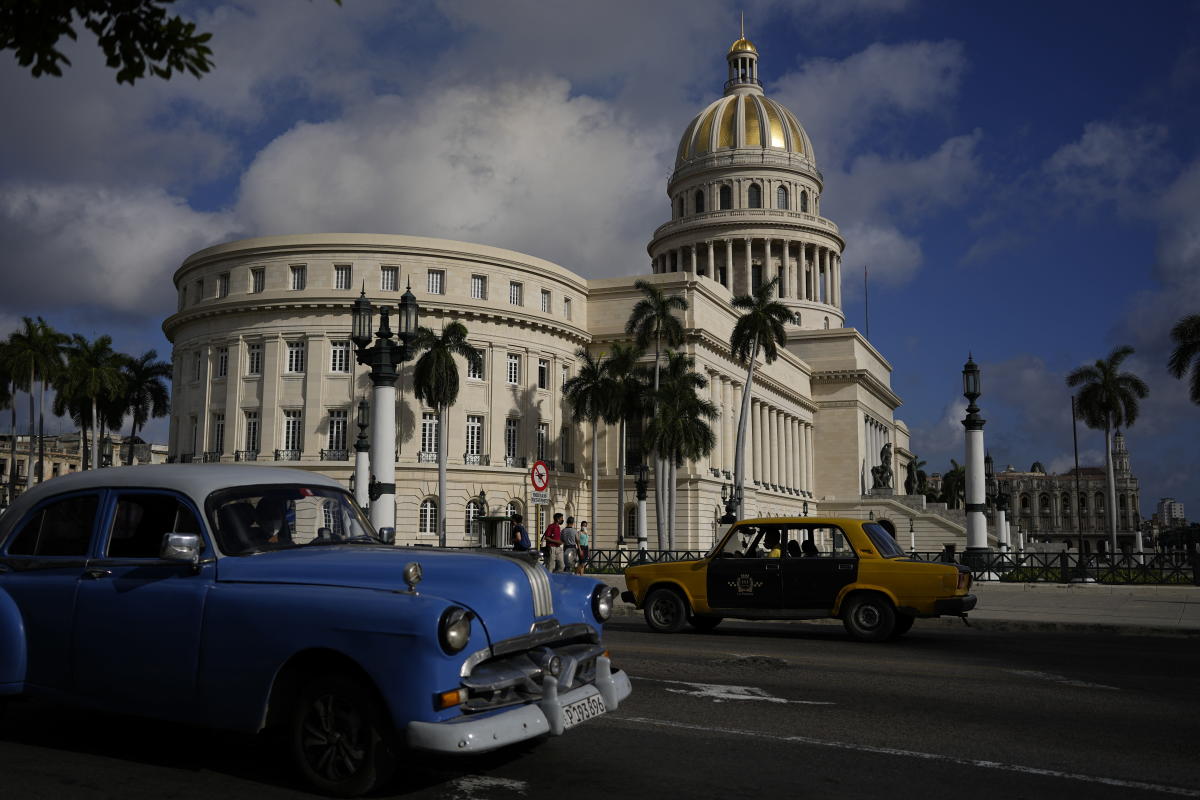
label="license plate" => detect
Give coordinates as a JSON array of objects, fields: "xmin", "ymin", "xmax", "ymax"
[{"xmin": 562, "ymin": 693, "xmax": 607, "ymax": 729}]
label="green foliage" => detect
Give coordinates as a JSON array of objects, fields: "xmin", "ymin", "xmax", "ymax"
[
  {"xmin": 411, "ymin": 321, "xmax": 478, "ymax": 412},
  {"xmin": 644, "ymin": 351, "xmax": 717, "ymax": 467},
  {"xmin": 563, "ymin": 348, "xmax": 615, "ymax": 425},
  {"xmin": 1167, "ymin": 313, "xmax": 1200, "ymax": 406},
  {"xmin": 940, "ymin": 459, "xmax": 965, "ymax": 509},
  {"xmin": 120, "ymin": 349, "xmax": 170, "ymax": 462},
  {"xmin": 1066, "ymin": 345, "xmax": 1149, "ymax": 432},
  {"xmin": 624, "ymin": 280, "xmax": 687, "ymax": 361},
  {"xmin": 730, "ymin": 275, "xmax": 792, "ymax": 367}
]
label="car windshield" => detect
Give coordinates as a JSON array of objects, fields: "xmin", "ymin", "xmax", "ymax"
[
  {"xmin": 207, "ymin": 484, "xmax": 379, "ymax": 555},
  {"xmin": 863, "ymin": 523, "xmax": 907, "ymax": 558}
]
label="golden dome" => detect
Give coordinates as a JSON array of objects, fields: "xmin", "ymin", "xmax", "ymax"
[
  {"xmin": 675, "ymin": 93, "xmax": 814, "ymax": 168},
  {"xmin": 728, "ymin": 36, "xmax": 758, "ymax": 55}
]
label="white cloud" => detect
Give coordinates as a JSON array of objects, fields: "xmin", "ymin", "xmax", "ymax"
[
  {"xmin": 236, "ymin": 78, "xmax": 667, "ymax": 277},
  {"xmin": 0, "ymin": 183, "xmax": 239, "ymax": 315},
  {"xmin": 1044, "ymin": 122, "xmax": 1172, "ymax": 215}
]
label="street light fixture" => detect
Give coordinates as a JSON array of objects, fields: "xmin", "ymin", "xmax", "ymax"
[
  {"xmin": 909, "ymin": 517, "xmax": 916, "ymax": 553},
  {"xmin": 353, "ymin": 398, "xmax": 370, "ymax": 510},
  {"xmin": 719, "ymin": 481, "xmax": 739, "ymax": 525},
  {"xmin": 635, "ymin": 462, "xmax": 650, "ymax": 551},
  {"xmin": 352, "ymin": 283, "xmax": 421, "ymax": 537}
]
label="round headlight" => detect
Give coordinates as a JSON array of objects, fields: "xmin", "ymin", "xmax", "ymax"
[
  {"xmin": 438, "ymin": 606, "xmax": 473, "ymax": 654},
  {"xmin": 592, "ymin": 585, "xmax": 619, "ymax": 622}
]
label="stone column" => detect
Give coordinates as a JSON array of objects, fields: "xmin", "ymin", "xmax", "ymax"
[
  {"xmin": 707, "ymin": 240, "xmax": 715, "ymax": 281},
  {"xmin": 773, "ymin": 410, "xmax": 783, "ymax": 489},
  {"xmin": 806, "ymin": 423, "xmax": 814, "ymax": 497},
  {"xmin": 744, "ymin": 238, "xmax": 753, "ymax": 293},
  {"xmin": 690, "ymin": 244, "xmax": 698, "ymax": 274},
  {"xmin": 765, "ymin": 238, "xmax": 775, "ymax": 293},
  {"xmin": 787, "ymin": 417, "xmax": 797, "ymax": 491},
  {"xmin": 751, "ymin": 398, "xmax": 762, "ymax": 485},
  {"xmin": 722, "ymin": 378, "xmax": 733, "ymax": 473},
  {"xmin": 724, "ymin": 239, "xmax": 734, "ymax": 289},
  {"xmin": 709, "ymin": 372, "xmax": 721, "ymax": 472}
]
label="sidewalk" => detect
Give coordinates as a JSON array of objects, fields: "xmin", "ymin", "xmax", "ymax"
[{"xmin": 588, "ymin": 574, "xmax": 1200, "ymax": 637}]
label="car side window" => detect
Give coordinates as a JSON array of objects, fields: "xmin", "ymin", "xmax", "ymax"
[
  {"xmin": 6, "ymin": 494, "xmax": 99, "ymax": 557},
  {"xmin": 790, "ymin": 526, "xmax": 854, "ymax": 558},
  {"xmin": 107, "ymin": 493, "xmax": 204, "ymax": 559}
]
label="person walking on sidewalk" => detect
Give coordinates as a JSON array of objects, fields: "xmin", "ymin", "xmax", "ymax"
[
  {"xmin": 576, "ymin": 521, "xmax": 590, "ymax": 575},
  {"xmin": 510, "ymin": 513, "xmax": 531, "ymax": 551},
  {"xmin": 562, "ymin": 516, "xmax": 580, "ymax": 572},
  {"xmin": 543, "ymin": 512, "xmax": 565, "ymax": 572}
]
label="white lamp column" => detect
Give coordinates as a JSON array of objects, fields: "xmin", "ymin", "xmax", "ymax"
[{"xmin": 962, "ymin": 355, "xmax": 989, "ymax": 555}]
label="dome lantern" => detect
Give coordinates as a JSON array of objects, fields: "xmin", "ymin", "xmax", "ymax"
[{"xmin": 725, "ymin": 13, "xmax": 761, "ymax": 93}]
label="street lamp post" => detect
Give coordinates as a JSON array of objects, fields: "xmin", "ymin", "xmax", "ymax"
[
  {"xmin": 351, "ymin": 284, "xmax": 420, "ymax": 539},
  {"xmin": 720, "ymin": 481, "xmax": 740, "ymax": 525},
  {"xmin": 635, "ymin": 462, "xmax": 649, "ymax": 551},
  {"xmin": 962, "ymin": 355, "xmax": 989, "ymax": 558},
  {"xmin": 353, "ymin": 399, "xmax": 370, "ymax": 510},
  {"xmin": 1070, "ymin": 394, "xmax": 1086, "ymax": 571},
  {"xmin": 909, "ymin": 517, "xmax": 916, "ymax": 553}
]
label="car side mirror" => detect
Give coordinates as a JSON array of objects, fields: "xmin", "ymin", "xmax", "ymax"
[
  {"xmin": 161, "ymin": 533, "xmax": 202, "ymax": 571},
  {"xmin": 377, "ymin": 526, "xmax": 396, "ymax": 545}
]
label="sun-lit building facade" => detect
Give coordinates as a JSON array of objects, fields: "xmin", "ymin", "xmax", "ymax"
[{"xmin": 164, "ymin": 34, "xmax": 968, "ymax": 549}]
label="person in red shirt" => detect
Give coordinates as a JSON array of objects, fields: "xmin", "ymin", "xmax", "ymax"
[{"xmin": 543, "ymin": 512, "xmax": 565, "ymax": 572}]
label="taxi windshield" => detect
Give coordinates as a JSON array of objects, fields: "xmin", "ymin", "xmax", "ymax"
[{"xmin": 207, "ymin": 484, "xmax": 379, "ymax": 555}]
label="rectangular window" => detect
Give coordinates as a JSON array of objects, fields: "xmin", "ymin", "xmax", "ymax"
[
  {"xmin": 381, "ymin": 266, "xmax": 398, "ymax": 291},
  {"xmin": 559, "ymin": 425, "xmax": 570, "ymax": 463},
  {"xmin": 216, "ymin": 347, "xmax": 228, "ymax": 378},
  {"xmin": 507, "ymin": 353, "xmax": 520, "ymax": 385},
  {"xmin": 334, "ymin": 264, "xmax": 352, "ymax": 290},
  {"xmin": 466, "ymin": 348, "xmax": 485, "ymax": 380},
  {"xmin": 213, "ymin": 413, "xmax": 225, "ymax": 453},
  {"xmin": 537, "ymin": 422, "xmax": 549, "ymax": 461},
  {"xmin": 466, "ymin": 415, "xmax": 483, "ymax": 456},
  {"xmin": 561, "ymin": 364, "xmax": 569, "ymax": 389},
  {"xmin": 245, "ymin": 410, "xmax": 260, "ymax": 452},
  {"xmin": 192, "ymin": 351, "xmax": 202, "ymax": 381},
  {"xmin": 283, "ymin": 410, "xmax": 303, "ymax": 451},
  {"xmin": 290, "ymin": 265, "xmax": 306, "ymax": 291},
  {"xmin": 538, "ymin": 358, "xmax": 549, "ymax": 390},
  {"xmin": 427, "ymin": 269, "xmax": 445, "ymax": 295},
  {"xmin": 246, "ymin": 343, "xmax": 263, "ymax": 376},
  {"xmin": 509, "ymin": 281, "xmax": 523, "ymax": 306},
  {"xmin": 505, "ymin": 418, "xmax": 519, "ymax": 459},
  {"xmin": 328, "ymin": 409, "xmax": 348, "ymax": 451},
  {"xmin": 563, "ymin": 297, "xmax": 572, "ymax": 319},
  {"xmin": 251, "ymin": 267, "xmax": 265, "ymax": 294},
  {"xmin": 540, "ymin": 289, "xmax": 551, "ymax": 313},
  {"xmin": 286, "ymin": 341, "xmax": 306, "ymax": 374},
  {"xmin": 329, "ymin": 340, "xmax": 350, "ymax": 373},
  {"xmin": 470, "ymin": 274, "xmax": 487, "ymax": 300},
  {"xmin": 178, "ymin": 287, "xmax": 186, "ymax": 311},
  {"xmin": 421, "ymin": 412, "xmax": 439, "ymax": 454},
  {"xmin": 195, "ymin": 279, "xmax": 204, "ymax": 302},
  {"xmin": 218, "ymin": 272, "xmax": 230, "ymax": 299}
]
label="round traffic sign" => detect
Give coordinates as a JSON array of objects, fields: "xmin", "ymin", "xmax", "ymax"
[{"xmin": 530, "ymin": 460, "xmax": 550, "ymax": 491}]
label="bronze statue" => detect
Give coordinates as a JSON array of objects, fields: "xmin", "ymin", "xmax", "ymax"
[{"xmin": 870, "ymin": 443, "xmax": 893, "ymax": 490}]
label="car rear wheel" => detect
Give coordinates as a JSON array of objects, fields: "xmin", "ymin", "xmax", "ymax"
[
  {"xmin": 290, "ymin": 674, "xmax": 396, "ymax": 797},
  {"xmin": 644, "ymin": 588, "xmax": 688, "ymax": 633},
  {"xmin": 890, "ymin": 614, "xmax": 915, "ymax": 638},
  {"xmin": 842, "ymin": 594, "xmax": 896, "ymax": 642},
  {"xmin": 687, "ymin": 615, "xmax": 722, "ymax": 632}
]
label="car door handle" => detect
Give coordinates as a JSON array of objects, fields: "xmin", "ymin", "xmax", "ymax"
[
  {"xmin": 838, "ymin": 563, "xmax": 853, "ymax": 570},
  {"xmin": 0, "ymin": 564, "xmax": 10, "ymax": 574},
  {"xmin": 83, "ymin": 568, "xmax": 112, "ymax": 580},
  {"xmin": 765, "ymin": 563, "xmax": 780, "ymax": 571}
]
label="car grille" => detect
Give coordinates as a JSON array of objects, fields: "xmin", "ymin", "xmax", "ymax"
[{"xmin": 458, "ymin": 626, "xmax": 602, "ymax": 714}]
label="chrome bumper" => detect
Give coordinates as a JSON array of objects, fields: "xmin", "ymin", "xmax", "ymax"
[{"xmin": 406, "ymin": 655, "xmax": 632, "ymax": 754}]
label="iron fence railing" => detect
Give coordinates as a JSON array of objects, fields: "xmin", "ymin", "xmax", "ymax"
[{"xmin": 569, "ymin": 548, "xmax": 1198, "ymax": 584}]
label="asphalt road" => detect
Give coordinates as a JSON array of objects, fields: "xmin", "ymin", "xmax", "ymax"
[{"xmin": 2, "ymin": 619, "xmax": 1198, "ymax": 799}]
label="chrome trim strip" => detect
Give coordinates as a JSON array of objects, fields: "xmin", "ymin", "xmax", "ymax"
[{"xmin": 494, "ymin": 550, "xmax": 553, "ymax": 618}]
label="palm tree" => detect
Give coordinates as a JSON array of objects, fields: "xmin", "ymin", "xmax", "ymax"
[
  {"xmin": 729, "ymin": 275, "xmax": 793, "ymax": 519},
  {"xmin": 563, "ymin": 348, "xmax": 617, "ymax": 543},
  {"xmin": 1168, "ymin": 313, "xmax": 1200, "ymax": 405},
  {"xmin": 607, "ymin": 342, "xmax": 648, "ymax": 546},
  {"xmin": 412, "ymin": 321, "xmax": 481, "ymax": 548},
  {"xmin": 625, "ymin": 280, "xmax": 687, "ymax": 541},
  {"xmin": 120, "ymin": 350, "xmax": 172, "ymax": 464},
  {"xmin": 6, "ymin": 317, "xmax": 67, "ymax": 484},
  {"xmin": 645, "ymin": 350, "xmax": 717, "ymax": 548},
  {"xmin": 1067, "ymin": 346, "xmax": 1149, "ymax": 556},
  {"xmin": 57, "ymin": 334, "xmax": 126, "ymax": 470},
  {"xmin": 940, "ymin": 460, "xmax": 965, "ymax": 509}
]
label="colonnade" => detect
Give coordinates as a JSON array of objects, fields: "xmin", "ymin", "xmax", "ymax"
[
  {"xmin": 706, "ymin": 371, "xmax": 813, "ymax": 497},
  {"xmin": 652, "ymin": 237, "xmax": 841, "ymax": 308}
]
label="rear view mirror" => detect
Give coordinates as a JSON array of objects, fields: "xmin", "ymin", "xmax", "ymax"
[{"xmin": 377, "ymin": 527, "xmax": 396, "ymax": 545}]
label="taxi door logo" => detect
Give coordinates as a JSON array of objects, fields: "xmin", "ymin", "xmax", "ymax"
[{"xmin": 731, "ymin": 573, "xmax": 762, "ymax": 596}]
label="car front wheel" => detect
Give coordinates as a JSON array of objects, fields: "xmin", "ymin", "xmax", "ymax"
[
  {"xmin": 842, "ymin": 594, "xmax": 896, "ymax": 642},
  {"xmin": 290, "ymin": 674, "xmax": 396, "ymax": 797},
  {"xmin": 644, "ymin": 588, "xmax": 688, "ymax": 633}
]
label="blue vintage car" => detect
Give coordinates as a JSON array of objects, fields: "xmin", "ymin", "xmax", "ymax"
[{"xmin": 0, "ymin": 465, "xmax": 630, "ymax": 796}]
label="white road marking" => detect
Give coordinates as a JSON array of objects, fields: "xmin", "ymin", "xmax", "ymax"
[
  {"xmin": 1005, "ymin": 669, "xmax": 1121, "ymax": 691},
  {"xmin": 446, "ymin": 775, "xmax": 527, "ymax": 799},
  {"xmin": 637, "ymin": 676, "xmax": 835, "ymax": 705},
  {"xmin": 612, "ymin": 716, "xmax": 1199, "ymax": 797}
]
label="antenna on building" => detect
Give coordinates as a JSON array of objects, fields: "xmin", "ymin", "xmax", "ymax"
[{"xmin": 864, "ymin": 265, "xmax": 870, "ymax": 340}]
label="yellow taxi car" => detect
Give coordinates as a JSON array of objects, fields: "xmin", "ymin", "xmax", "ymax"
[{"xmin": 621, "ymin": 517, "xmax": 976, "ymax": 642}]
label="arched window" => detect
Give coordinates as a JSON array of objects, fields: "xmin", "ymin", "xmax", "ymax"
[
  {"xmin": 505, "ymin": 500, "xmax": 522, "ymax": 518},
  {"xmin": 419, "ymin": 498, "xmax": 437, "ymax": 535},
  {"xmin": 748, "ymin": 183, "xmax": 762, "ymax": 208},
  {"xmin": 719, "ymin": 185, "xmax": 732, "ymax": 210},
  {"xmin": 1021, "ymin": 494, "xmax": 1030, "ymax": 512},
  {"xmin": 694, "ymin": 190, "xmax": 705, "ymax": 214},
  {"xmin": 1094, "ymin": 492, "xmax": 1105, "ymax": 512},
  {"xmin": 1119, "ymin": 495, "xmax": 1127, "ymax": 509},
  {"xmin": 800, "ymin": 190, "xmax": 809, "ymax": 213},
  {"xmin": 465, "ymin": 500, "xmax": 481, "ymax": 537},
  {"xmin": 1040, "ymin": 494, "xmax": 1051, "ymax": 514},
  {"xmin": 1079, "ymin": 495, "xmax": 1088, "ymax": 512},
  {"xmin": 776, "ymin": 186, "xmax": 789, "ymax": 209},
  {"xmin": 1061, "ymin": 493, "xmax": 1072, "ymax": 514}
]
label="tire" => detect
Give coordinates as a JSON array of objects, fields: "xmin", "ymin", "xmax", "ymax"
[
  {"xmin": 290, "ymin": 673, "xmax": 397, "ymax": 797},
  {"xmin": 644, "ymin": 588, "xmax": 688, "ymax": 633},
  {"xmin": 890, "ymin": 614, "xmax": 915, "ymax": 638},
  {"xmin": 687, "ymin": 615, "xmax": 723, "ymax": 632},
  {"xmin": 841, "ymin": 594, "xmax": 896, "ymax": 642}
]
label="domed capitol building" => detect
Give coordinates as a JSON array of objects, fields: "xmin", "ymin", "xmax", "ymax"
[{"xmin": 164, "ymin": 33, "xmax": 969, "ymax": 549}]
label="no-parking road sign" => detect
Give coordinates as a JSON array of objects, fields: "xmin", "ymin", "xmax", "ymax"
[{"xmin": 530, "ymin": 460, "xmax": 550, "ymax": 492}]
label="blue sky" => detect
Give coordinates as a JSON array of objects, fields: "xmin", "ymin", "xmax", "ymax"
[{"xmin": 1, "ymin": 0, "xmax": 1198, "ymax": 518}]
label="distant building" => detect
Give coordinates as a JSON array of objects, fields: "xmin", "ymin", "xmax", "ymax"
[
  {"xmin": 991, "ymin": 430, "xmax": 1140, "ymax": 555},
  {"xmin": 0, "ymin": 433, "xmax": 169, "ymax": 504},
  {"xmin": 1156, "ymin": 497, "xmax": 1186, "ymax": 528}
]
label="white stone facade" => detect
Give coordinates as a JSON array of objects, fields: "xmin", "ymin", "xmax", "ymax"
[{"xmin": 163, "ymin": 35, "xmax": 967, "ymax": 550}]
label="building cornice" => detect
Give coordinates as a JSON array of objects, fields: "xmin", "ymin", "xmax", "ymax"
[{"xmin": 811, "ymin": 368, "xmax": 903, "ymax": 409}]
